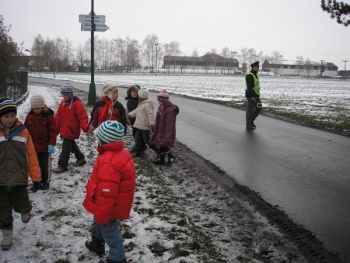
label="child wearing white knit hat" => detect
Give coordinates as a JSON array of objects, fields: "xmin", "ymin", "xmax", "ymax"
[{"xmin": 25, "ymin": 95, "xmax": 57, "ymax": 191}]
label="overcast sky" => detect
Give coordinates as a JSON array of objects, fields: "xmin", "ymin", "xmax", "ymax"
[{"xmin": 1, "ymin": 0, "xmax": 350, "ymax": 69}]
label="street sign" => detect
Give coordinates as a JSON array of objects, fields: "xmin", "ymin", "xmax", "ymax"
[
  {"xmin": 81, "ymin": 23, "xmax": 109, "ymax": 32},
  {"xmin": 79, "ymin": 12, "xmax": 105, "ymax": 24}
]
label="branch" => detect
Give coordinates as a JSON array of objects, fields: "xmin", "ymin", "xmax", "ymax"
[{"xmin": 321, "ymin": 0, "xmax": 350, "ymax": 26}]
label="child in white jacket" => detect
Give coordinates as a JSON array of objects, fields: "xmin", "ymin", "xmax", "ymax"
[{"xmin": 128, "ymin": 89, "xmax": 154, "ymax": 157}]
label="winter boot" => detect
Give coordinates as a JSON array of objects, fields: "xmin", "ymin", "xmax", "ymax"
[
  {"xmin": 167, "ymin": 151, "xmax": 176, "ymax": 166},
  {"xmin": 52, "ymin": 166, "xmax": 68, "ymax": 173},
  {"xmin": 1, "ymin": 229, "xmax": 13, "ymax": 250},
  {"xmin": 74, "ymin": 158, "xmax": 87, "ymax": 166},
  {"xmin": 153, "ymin": 154, "xmax": 166, "ymax": 165},
  {"xmin": 85, "ymin": 235, "xmax": 105, "ymax": 255},
  {"xmin": 133, "ymin": 147, "xmax": 143, "ymax": 157},
  {"xmin": 99, "ymin": 258, "xmax": 127, "ymax": 263},
  {"xmin": 41, "ymin": 182, "xmax": 50, "ymax": 190},
  {"xmin": 21, "ymin": 212, "xmax": 31, "ymax": 223}
]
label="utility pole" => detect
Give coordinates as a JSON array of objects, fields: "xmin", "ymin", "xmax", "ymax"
[
  {"xmin": 155, "ymin": 43, "xmax": 158, "ymax": 76},
  {"xmin": 342, "ymin": 60, "xmax": 349, "ymax": 70},
  {"xmin": 88, "ymin": 0, "xmax": 96, "ymax": 105}
]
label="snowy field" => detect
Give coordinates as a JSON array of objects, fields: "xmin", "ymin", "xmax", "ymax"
[
  {"xmin": 1, "ymin": 84, "xmax": 324, "ymax": 263},
  {"xmin": 30, "ymin": 72, "xmax": 350, "ymax": 121}
]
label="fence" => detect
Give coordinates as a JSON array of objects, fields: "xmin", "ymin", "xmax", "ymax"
[{"xmin": 0, "ymin": 72, "xmax": 28, "ymax": 102}]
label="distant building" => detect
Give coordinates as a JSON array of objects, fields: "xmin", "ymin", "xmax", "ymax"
[
  {"xmin": 163, "ymin": 53, "xmax": 239, "ymax": 74},
  {"xmin": 262, "ymin": 59, "xmax": 338, "ymax": 77},
  {"xmin": 337, "ymin": 70, "xmax": 350, "ymax": 78}
]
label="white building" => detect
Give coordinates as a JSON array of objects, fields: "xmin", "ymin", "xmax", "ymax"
[{"xmin": 262, "ymin": 59, "xmax": 338, "ymax": 77}]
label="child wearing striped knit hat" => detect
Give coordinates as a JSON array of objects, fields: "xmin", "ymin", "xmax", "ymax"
[{"xmin": 83, "ymin": 120, "xmax": 136, "ymax": 263}]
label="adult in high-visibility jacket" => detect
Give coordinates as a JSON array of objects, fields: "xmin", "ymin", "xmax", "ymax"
[{"xmin": 245, "ymin": 61, "xmax": 262, "ymax": 130}]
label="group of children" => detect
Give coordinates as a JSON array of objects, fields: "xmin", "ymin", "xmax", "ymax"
[{"xmin": 0, "ymin": 81, "xmax": 179, "ymax": 263}]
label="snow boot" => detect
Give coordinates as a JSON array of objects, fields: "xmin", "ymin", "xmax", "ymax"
[
  {"xmin": 166, "ymin": 151, "xmax": 176, "ymax": 166},
  {"xmin": 133, "ymin": 147, "xmax": 143, "ymax": 157},
  {"xmin": 153, "ymin": 154, "xmax": 166, "ymax": 165},
  {"xmin": 1, "ymin": 229, "xmax": 13, "ymax": 250},
  {"xmin": 74, "ymin": 158, "xmax": 87, "ymax": 167},
  {"xmin": 99, "ymin": 258, "xmax": 127, "ymax": 263},
  {"xmin": 21, "ymin": 212, "xmax": 31, "ymax": 223},
  {"xmin": 85, "ymin": 235, "xmax": 105, "ymax": 255}
]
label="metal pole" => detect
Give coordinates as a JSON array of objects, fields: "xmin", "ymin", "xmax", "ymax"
[
  {"xmin": 88, "ymin": 0, "xmax": 96, "ymax": 105},
  {"xmin": 155, "ymin": 43, "xmax": 158, "ymax": 77}
]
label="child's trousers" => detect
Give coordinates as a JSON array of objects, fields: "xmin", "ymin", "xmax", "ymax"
[
  {"xmin": 90, "ymin": 219, "xmax": 126, "ymax": 262},
  {"xmin": 0, "ymin": 186, "xmax": 32, "ymax": 230}
]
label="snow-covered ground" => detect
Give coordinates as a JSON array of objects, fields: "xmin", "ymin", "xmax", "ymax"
[{"xmin": 0, "ymin": 84, "xmax": 325, "ymax": 263}]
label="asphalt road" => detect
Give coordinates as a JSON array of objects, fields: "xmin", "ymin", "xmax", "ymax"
[{"xmin": 29, "ymin": 77, "xmax": 350, "ymax": 262}]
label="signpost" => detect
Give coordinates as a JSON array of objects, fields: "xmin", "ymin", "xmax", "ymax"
[
  {"xmin": 79, "ymin": 1, "xmax": 109, "ymax": 105},
  {"xmin": 81, "ymin": 23, "xmax": 109, "ymax": 32}
]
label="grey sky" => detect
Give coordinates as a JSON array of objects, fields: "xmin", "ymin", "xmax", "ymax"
[{"xmin": 1, "ymin": 0, "xmax": 349, "ymax": 69}]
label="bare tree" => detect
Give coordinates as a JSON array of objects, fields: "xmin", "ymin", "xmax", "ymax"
[
  {"xmin": 296, "ymin": 56, "xmax": 304, "ymax": 76},
  {"xmin": 125, "ymin": 37, "xmax": 140, "ymax": 72},
  {"xmin": 305, "ymin": 58, "xmax": 313, "ymax": 78},
  {"xmin": 270, "ymin": 50, "xmax": 284, "ymax": 75},
  {"xmin": 142, "ymin": 34, "xmax": 159, "ymax": 72},
  {"xmin": 321, "ymin": 0, "xmax": 350, "ymax": 26}
]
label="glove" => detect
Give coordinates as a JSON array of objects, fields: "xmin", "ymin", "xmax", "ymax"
[
  {"xmin": 31, "ymin": 182, "xmax": 42, "ymax": 193},
  {"xmin": 48, "ymin": 145, "xmax": 55, "ymax": 154}
]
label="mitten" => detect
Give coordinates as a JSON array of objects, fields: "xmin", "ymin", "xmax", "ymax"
[
  {"xmin": 31, "ymin": 182, "xmax": 42, "ymax": 192},
  {"xmin": 48, "ymin": 145, "xmax": 55, "ymax": 154}
]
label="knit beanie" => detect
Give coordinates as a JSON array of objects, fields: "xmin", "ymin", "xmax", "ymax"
[
  {"xmin": 61, "ymin": 82, "xmax": 74, "ymax": 97},
  {"xmin": 95, "ymin": 120, "xmax": 124, "ymax": 145},
  {"xmin": 0, "ymin": 98, "xmax": 17, "ymax": 118},
  {"xmin": 138, "ymin": 89, "xmax": 149, "ymax": 99},
  {"xmin": 30, "ymin": 95, "xmax": 45, "ymax": 108},
  {"xmin": 157, "ymin": 90, "xmax": 169, "ymax": 102},
  {"xmin": 103, "ymin": 83, "xmax": 118, "ymax": 100}
]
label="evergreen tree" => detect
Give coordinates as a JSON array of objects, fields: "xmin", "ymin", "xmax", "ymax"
[
  {"xmin": 321, "ymin": 0, "xmax": 350, "ymax": 26},
  {"xmin": 0, "ymin": 15, "xmax": 20, "ymax": 73}
]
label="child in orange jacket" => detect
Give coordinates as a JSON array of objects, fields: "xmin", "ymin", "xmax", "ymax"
[{"xmin": 0, "ymin": 98, "xmax": 41, "ymax": 251}]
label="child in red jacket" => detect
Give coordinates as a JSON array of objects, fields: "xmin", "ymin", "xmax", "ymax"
[
  {"xmin": 25, "ymin": 95, "xmax": 57, "ymax": 190},
  {"xmin": 83, "ymin": 120, "xmax": 136, "ymax": 263},
  {"xmin": 53, "ymin": 83, "xmax": 92, "ymax": 173}
]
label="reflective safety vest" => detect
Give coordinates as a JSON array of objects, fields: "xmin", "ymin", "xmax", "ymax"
[{"xmin": 246, "ymin": 72, "xmax": 260, "ymax": 96}]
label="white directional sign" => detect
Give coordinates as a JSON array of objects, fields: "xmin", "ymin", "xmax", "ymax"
[
  {"xmin": 81, "ymin": 23, "xmax": 109, "ymax": 32},
  {"xmin": 79, "ymin": 12, "xmax": 109, "ymax": 32},
  {"xmin": 79, "ymin": 12, "xmax": 105, "ymax": 24}
]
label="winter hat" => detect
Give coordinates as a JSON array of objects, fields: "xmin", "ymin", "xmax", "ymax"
[
  {"xmin": 0, "ymin": 98, "xmax": 17, "ymax": 118},
  {"xmin": 103, "ymin": 83, "xmax": 118, "ymax": 100},
  {"xmin": 30, "ymin": 95, "xmax": 45, "ymax": 108},
  {"xmin": 60, "ymin": 82, "xmax": 74, "ymax": 97},
  {"xmin": 95, "ymin": 120, "xmax": 124, "ymax": 145},
  {"xmin": 250, "ymin": 61, "xmax": 260, "ymax": 68},
  {"xmin": 157, "ymin": 90, "xmax": 169, "ymax": 102},
  {"xmin": 138, "ymin": 89, "xmax": 149, "ymax": 99}
]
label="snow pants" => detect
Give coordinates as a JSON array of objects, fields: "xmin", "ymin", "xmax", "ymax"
[{"xmin": 0, "ymin": 186, "xmax": 32, "ymax": 230}]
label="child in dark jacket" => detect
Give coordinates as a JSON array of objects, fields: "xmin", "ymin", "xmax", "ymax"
[
  {"xmin": 125, "ymin": 85, "xmax": 140, "ymax": 138},
  {"xmin": 0, "ymin": 98, "xmax": 41, "ymax": 251},
  {"xmin": 24, "ymin": 95, "xmax": 57, "ymax": 190},
  {"xmin": 83, "ymin": 120, "xmax": 136, "ymax": 263}
]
